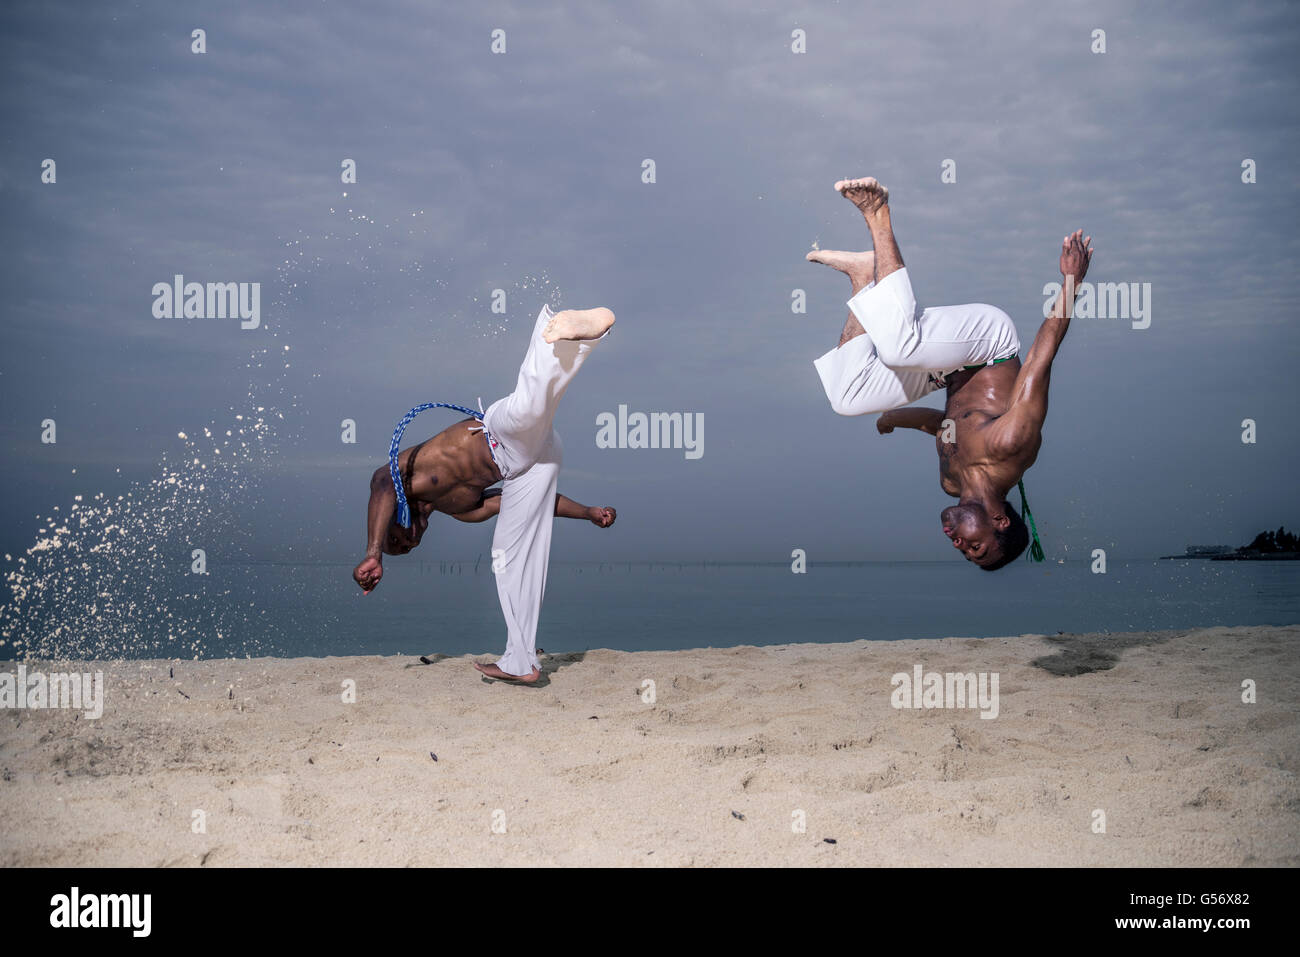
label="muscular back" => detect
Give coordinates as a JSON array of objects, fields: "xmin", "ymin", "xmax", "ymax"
[
  {"xmin": 937, "ymin": 359, "xmax": 1041, "ymax": 496},
  {"xmin": 396, "ymin": 418, "xmax": 503, "ymax": 516}
]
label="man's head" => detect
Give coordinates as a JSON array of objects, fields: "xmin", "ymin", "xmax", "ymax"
[
  {"xmin": 383, "ymin": 507, "xmax": 429, "ymax": 556},
  {"xmin": 941, "ymin": 501, "xmax": 1028, "ymax": 571}
]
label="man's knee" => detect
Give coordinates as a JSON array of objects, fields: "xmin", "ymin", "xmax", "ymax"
[
  {"xmin": 827, "ymin": 392, "xmax": 888, "ymax": 417},
  {"xmin": 543, "ymin": 429, "xmax": 563, "ymax": 466},
  {"xmin": 827, "ymin": 396, "xmax": 856, "ymax": 417},
  {"xmin": 873, "ymin": 342, "xmax": 912, "ymax": 369},
  {"xmin": 989, "ymin": 306, "xmax": 1020, "ymax": 352},
  {"xmin": 873, "ymin": 335, "xmax": 925, "ymax": 370}
]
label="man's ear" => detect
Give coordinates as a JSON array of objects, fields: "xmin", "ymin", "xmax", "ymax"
[{"xmin": 991, "ymin": 507, "xmax": 1011, "ymax": 531}]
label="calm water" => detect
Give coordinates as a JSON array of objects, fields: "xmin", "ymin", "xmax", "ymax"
[
  {"xmin": 218, "ymin": 558, "xmax": 1299, "ymax": 660},
  {"xmin": 9, "ymin": 558, "xmax": 1297, "ymax": 661}
]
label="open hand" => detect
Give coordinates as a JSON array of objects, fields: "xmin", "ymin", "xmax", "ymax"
[
  {"xmin": 1059, "ymin": 229, "xmax": 1094, "ymax": 286},
  {"xmin": 353, "ymin": 556, "xmax": 383, "ymax": 594},
  {"xmin": 588, "ymin": 506, "xmax": 617, "ymax": 528}
]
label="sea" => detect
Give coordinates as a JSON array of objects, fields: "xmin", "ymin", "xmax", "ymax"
[
  {"xmin": 4, "ymin": 555, "xmax": 1297, "ymax": 661},
  {"xmin": 99, "ymin": 557, "xmax": 1299, "ymax": 660}
]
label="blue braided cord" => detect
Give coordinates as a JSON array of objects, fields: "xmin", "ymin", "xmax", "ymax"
[{"xmin": 389, "ymin": 402, "xmax": 484, "ymax": 528}]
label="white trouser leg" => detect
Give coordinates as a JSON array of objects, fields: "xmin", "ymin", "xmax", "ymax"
[
  {"xmin": 483, "ymin": 304, "xmax": 606, "ymax": 478},
  {"xmin": 814, "ymin": 267, "xmax": 1019, "ymax": 416},
  {"xmin": 482, "ymin": 304, "xmax": 605, "ymax": 674},
  {"xmin": 491, "ymin": 430, "xmax": 562, "ymax": 676},
  {"xmin": 848, "ymin": 267, "xmax": 1020, "ymax": 373},
  {"xmin": 813, "ymin": 330, "xmax": 938, "ymax": 416}
]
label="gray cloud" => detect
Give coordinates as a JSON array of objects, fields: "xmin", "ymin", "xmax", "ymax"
[{"xmin": 1, "ymin": 0, "xmax": 1297, "ymax": 565}]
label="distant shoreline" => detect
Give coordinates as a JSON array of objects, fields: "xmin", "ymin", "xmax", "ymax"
[
  {"xmin": 1160, "ymin": 552, "xmax": 1300, "ymax": 561},
  {"xmin": 117, "ymin": 557, "xmax": 1300, "ymax": 567}
]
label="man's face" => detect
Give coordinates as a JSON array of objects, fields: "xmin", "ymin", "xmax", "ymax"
[
  {"xmin": 383, "ymin": 513, "xmax": 427, "ymax": 556},
  {"xmin": 941, "ymin": 504, "xmax": 1000, "ymax": 567}
]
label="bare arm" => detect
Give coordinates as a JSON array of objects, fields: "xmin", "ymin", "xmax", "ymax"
[
  {"xmin": 556, "ymin": 494, "xmax": 617, "ymax": 527},
  {"xmin": 555, "ymin": 493, "xmax": 590, "ymax": 519},
  {"xmin": 354, "ymin": 465, "xmax": 407, "ymax": 593},
  {"xmin": 554, "ymin": 493, "xmax": 588, "ymax": 519},
  {"xmin": 448, "ymin": 488, "xmax": 503, "ymax": 523},
  {"xmin": 990, "ymin": 230, "xmax": 1093, "ymax": 452},
  {"xmin": 364, "ymin": 466, "xmax": 399, "ymax": 557},
  {"xmin": 452, "ymin": 490, "xmax": 616, "ymax": 527},
  {"xmin": 877, "ymin": 407, "xmax": 945, "ymax": 436}
]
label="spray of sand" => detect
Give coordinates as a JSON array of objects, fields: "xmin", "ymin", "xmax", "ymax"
[{"xmin": 1, "ymin": 203, "xmax": 560, "ymax": 661}]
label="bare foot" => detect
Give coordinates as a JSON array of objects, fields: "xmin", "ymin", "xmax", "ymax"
[
  {"xmin": 806, "ymin": 249, "xmax": 875, "ymax": 288},
  {"xmin": 834, "ymin": 176, "xmax": 889, "ymax": 217},
  {"xmin": 543, "ymin": 306, "xmax": 615, "ymax": 344},
  {"xmin": 474, "ymin": 661, "xmax": 541, "ymax": 683}
]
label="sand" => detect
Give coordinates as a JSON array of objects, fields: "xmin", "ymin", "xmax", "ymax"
[{"xmin": 1, "ymin": 625, "xmax": 1296, "ymax": 867}]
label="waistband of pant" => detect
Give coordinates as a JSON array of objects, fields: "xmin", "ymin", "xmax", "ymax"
[
  {"xmin": 929, "ymin": 353, "xmax": 1019, "ymax": 389},
  {"xmin": 962, "ymin": 352, "xmax": 1019, "ymax": 371}
]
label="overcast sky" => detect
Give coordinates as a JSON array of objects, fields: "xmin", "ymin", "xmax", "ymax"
[{"xmin": 2, "ymin": 0, "xmax": 1297, "ymax": 564}]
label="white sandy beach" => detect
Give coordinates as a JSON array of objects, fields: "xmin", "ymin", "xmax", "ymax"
[{"xmin": 1, "ymin": 624, "xmax": 1296, "ymax": 867}]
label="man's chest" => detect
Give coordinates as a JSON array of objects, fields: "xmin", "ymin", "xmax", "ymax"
[
  {"xmin": 935, "ymin": 409, "xmax": 997, "ymax": 492},
  {"xmin": 423, "ymin": 480, "xmax": 487, "ymax": 515}
]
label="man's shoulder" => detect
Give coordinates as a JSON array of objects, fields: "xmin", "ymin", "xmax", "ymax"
[
  {"xmin": 984, "ymin": 421, "xmax": 1042, "ymax": 471},
  {"xmin": 946, "ymin": 410, "xmax": 1027, "ymax": 464},
  {"xmin": 943, "ymin": 406, "xmax": 1001, "ymax": 441},
  {"xmin": 982, "ymin": 419, "xmax": 1023, "ymax": 457}
]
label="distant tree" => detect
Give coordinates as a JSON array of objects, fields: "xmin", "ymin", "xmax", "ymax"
[
  {"xmin": 1246, "ymin": 531, "xmax": 1273, "ymax": 551},
  {"xmin": 1243, "ymin": 527, "xmax": 1297, "ymax": 553}
]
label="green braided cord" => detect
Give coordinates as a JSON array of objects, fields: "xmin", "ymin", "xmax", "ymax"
[{"xmin": 1018, "ymin": 479, "xmax": 1045, "ymax": 562}]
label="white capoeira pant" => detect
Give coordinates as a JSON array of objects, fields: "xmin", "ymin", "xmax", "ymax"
[
  {"xmin": 814, "ymin": 267, "xmax": 1020, "ymax": 416},
  {"xmin": 480, "ymin": 304, "xmax": 607, "ymax": 676}
]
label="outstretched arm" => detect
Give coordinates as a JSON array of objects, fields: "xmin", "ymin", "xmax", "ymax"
[
  {"xmin": 449, "ymin": 490, "xmax": 616, "ymax": 528},
  {"xmin": 990, "ymin": 230, "xmax": 1093, "ymax": 452},
  {"xmin": 354, "ymin": 465, "xmax": 409, "ymax": 593},
  {"xmin": 449, "ymin": 488, "xmax": 503, "ymax": 523},
  {"xmin": 363, "ymin": 466, "xmax": 399, "ymax": 557},
  {"xmin": 877, "ymin": 407, "xmax": 945, "ymax": 436},
  {"xmin": 556, "ymin": 493, "xmax": 617, "ymax": 527}
]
